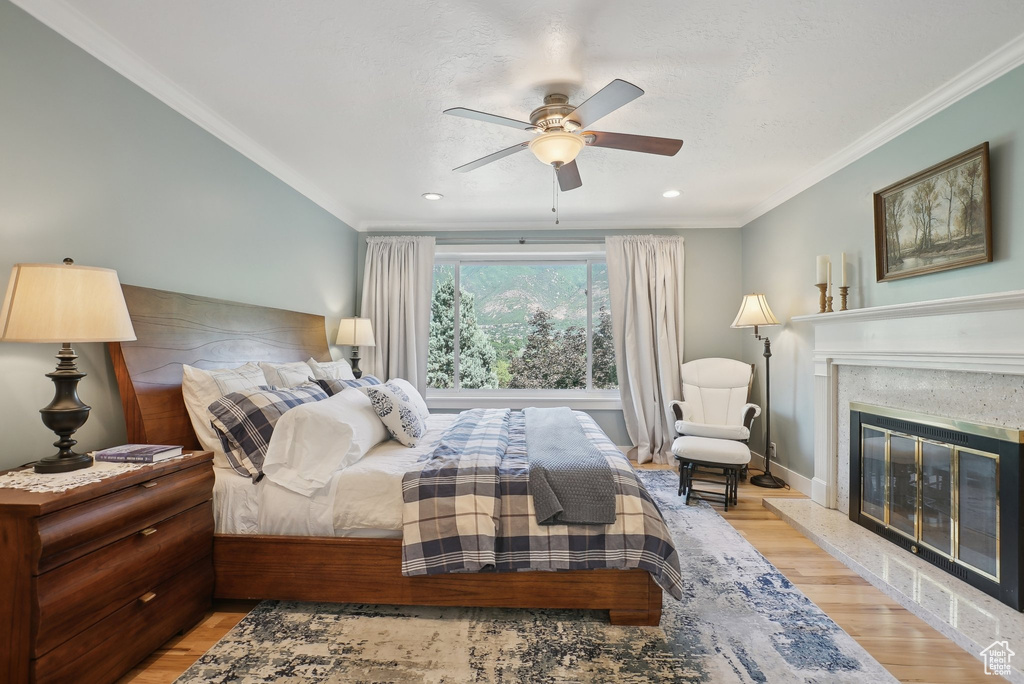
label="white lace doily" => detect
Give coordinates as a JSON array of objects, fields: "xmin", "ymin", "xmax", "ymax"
[{"xmin": 0, "ymin": 461, "xmax": 149, "ymax": 493}]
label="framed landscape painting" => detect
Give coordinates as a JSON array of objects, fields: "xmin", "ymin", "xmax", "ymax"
[{"xmin": 873, "ymin": 142, "xmax": 992, "ymax": 282}]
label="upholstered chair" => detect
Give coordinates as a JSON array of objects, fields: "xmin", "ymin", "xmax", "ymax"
[
  {"xmin": 671, "ymin": 358, "xmax": 761, "ymax": 445},
  {"xmin": 670, "ymin": 357, "xmax": 761, "ymax": 509}
]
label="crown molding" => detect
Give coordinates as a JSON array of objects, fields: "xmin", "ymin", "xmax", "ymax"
[
  {"xmin": 357, "ymin": 216, "xmax": 742, "ymax": 232},
  {"xmin": 12, "ymin": 0, "xmax": 361, "ymax": 230},
  {"xmin": 739, "ymin": 33, "xmax": 1024, "ymax": 228}
]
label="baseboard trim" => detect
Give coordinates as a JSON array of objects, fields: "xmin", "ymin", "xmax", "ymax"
[{"xmin": 749, "ymin": 453, "xmax": 813, "ymax": 496}]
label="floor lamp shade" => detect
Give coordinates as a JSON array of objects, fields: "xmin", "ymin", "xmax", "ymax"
[
  {"xmin": 730, "ymin": 293, "xmax": 780, "ymax": 330},
  {"xmin": 0, "ymin": 260, "xmax": 136, "ymax": 473}
]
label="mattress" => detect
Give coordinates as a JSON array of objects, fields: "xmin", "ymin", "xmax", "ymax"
[{"xmin": 212, "ymin": 413, "xmax": 458, "ymax": 537}]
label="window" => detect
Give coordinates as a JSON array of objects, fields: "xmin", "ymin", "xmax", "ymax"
[{"xmin": 427, "ymin": 249, "xmax": 617, "ymax": 405}]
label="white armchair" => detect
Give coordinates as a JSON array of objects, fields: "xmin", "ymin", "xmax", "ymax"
[
  {"xmin": 670, "ymin": 357, "xmax": 761, "ymax": 510},
  {"xmin": 670, "ymin": 358, "xmax": 760, "ymax": 443}
]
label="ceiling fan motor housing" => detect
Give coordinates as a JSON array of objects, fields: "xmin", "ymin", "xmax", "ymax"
[{"xmin": 529, "ymin": 94, "xmax": 581, "ymax": 132}]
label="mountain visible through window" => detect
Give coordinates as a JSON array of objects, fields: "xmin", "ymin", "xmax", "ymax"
[{"xmin": 427, "ymin": 261, "xmax": 617, "ymax": 392}]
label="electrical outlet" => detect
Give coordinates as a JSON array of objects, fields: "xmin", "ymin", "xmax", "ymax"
[{"xmin": 768, "ymin": 442, "xmax": 777, "ymax": 460}]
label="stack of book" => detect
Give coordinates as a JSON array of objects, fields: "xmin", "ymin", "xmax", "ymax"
[{"xmin": 91, "ymin": 444, "xmax": 183, "ymax": 463}]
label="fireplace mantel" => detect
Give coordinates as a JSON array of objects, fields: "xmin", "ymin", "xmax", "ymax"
[{"xmin": 793, "ymin": 289, "xmax": 1024, "ymax": 508}]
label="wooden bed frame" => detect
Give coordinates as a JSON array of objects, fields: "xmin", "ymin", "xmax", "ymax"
[{"xmin": 109, "ymin": 285, "xmax": 662, "ymax": 625}]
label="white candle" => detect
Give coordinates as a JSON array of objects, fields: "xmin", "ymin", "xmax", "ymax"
[
  {"xmin": 816, "ymin": 255, "xmax": 829, "ymax": 284},
  {"xmin": 841, "ymin": 252, "xmax": 847, "ymax": 286},
  {"xmin": 826, "ymin": 261, "xmax": 832, "ymax": 296}
]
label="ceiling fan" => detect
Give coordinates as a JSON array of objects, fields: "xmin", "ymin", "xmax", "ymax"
[{"xmin": 445, "ymin": 79, "xmax": 683, "ymax": 191}]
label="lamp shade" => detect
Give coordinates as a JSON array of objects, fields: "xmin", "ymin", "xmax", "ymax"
[
  {"xmin": 528, "ymin": 131, "xmax": 585, "ymax": 166},
  {"xmin": 731, "ymin": 293, "xmax": 780, "ymax": 329},
  {"xmin": 0, "ymin": 261, "xmax": 136, "ymax": 343},
  {"xmin": 336, "ymin": 317, "xmax": 375, "ymax": 347}
]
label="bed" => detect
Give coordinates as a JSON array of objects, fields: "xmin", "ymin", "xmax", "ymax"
[{"xmin": 109, "ymin": 285, "xmax": 672, "ymax": 625}]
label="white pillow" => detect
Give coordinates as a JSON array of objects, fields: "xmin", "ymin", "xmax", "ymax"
[
  {"xmin": 360, "ymin": 382, "xmax": 427, "ymax": 447},
  {"xmin": 259, "ymin": 361, "xmax": 315, "ymax": 388},
  {"xmin": 388, "ymin": 378, "xmax": 429, "ymax": 420},
  {"xmin": 262, "ymin": 388, "xmax": 388, "ymax": 496},
  {"xmin": 182, "ymin": 362, "xmax": 267, "ymax": 460},
  {"xmin": 306, "ymin": 357, "xmax": 356, "ymax": 381}
]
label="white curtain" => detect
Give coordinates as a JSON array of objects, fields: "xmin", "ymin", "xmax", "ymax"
[
  {"xmin": 360, "ymin": 236, "xmax": 435, "ymax": 393},
  {"xmin": 605, "ymin": 235, "xmax": 685, "ymax": 464}
]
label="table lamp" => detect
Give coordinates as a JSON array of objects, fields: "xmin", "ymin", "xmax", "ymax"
[
  {"xmin": 731, "ymin": 293, "xmax": 784, "ymax": 488},
  {"xmin": 0, "ymin": 259, "xmax": 136, "ymax": 473},
  {"xmin": 336, "ymin": 317, "xmax": 375, "ymax": 379}
]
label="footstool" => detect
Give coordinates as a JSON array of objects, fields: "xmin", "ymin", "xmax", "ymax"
[{"xmin": 671, "ymin": 436, "xmax": 752, "ymax": 511}]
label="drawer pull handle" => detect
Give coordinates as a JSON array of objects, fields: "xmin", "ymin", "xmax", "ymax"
[
  {"xmin": 141, "ymin": 481, "xmax": 159, "ymax": 489},
  {"xmin": 138, "ymin": 592, "xmax": 157, "ymax": 604},
  {"xmin": 139, "ymin": 527, "xmax": 158, "ymax": 537}
]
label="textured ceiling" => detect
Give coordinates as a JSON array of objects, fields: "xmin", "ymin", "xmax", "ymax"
[{"xmin": 21, "ymin": 0, "xmax": 1024, "ymax": 230}]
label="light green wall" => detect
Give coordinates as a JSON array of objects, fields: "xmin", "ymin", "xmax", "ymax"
[
  {"xmin": 741, "ymin": 63, "xmax": 1024, "ymax": 478},
  {"xmin": 0, "ymin": 1, "xmax": 359, "ymax": 470},
  {"xmin": 358, "ymin": 228, "xmax": 746, "ymax": 444}
]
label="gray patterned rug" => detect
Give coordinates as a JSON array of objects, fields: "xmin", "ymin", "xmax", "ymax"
[{"xmin": 178, "ymin": 471, "xmax": 895, "ymax": 683}]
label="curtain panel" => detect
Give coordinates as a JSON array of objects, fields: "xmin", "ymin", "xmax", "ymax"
[
  {"xmin": 360, "ymin": 236, "xmax": 435, "ymax": 393},
  {"xmin": 605, "ymin": 235, "xmax": 685, "ymax": 464}
]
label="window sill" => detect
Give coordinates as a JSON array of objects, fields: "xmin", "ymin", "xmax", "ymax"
[{"xmin": 426, "ymin": 391, "xmax": 622, "ymax": 411}]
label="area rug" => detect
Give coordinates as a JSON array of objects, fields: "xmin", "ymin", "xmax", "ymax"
[{"xmin": 177, "ymin": 471, "xmax": 895, "ymax": 683}]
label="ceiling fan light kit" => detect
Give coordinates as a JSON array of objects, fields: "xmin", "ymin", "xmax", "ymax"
[{"xmin": 528, "ymin": 131, "xmax": 585, "ymax": 166}]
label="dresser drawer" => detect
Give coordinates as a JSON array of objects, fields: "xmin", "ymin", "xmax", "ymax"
[
  {"xmin": 33, "ymin": 501, "xmax": 213, "ymax": 657},
  {"xmin": 35, "ymin": 463, "xmax": 213, "ymax": 573},
  {"xmin": 32, "ymin": 556, "xmax": 213, "ymax": 684}
]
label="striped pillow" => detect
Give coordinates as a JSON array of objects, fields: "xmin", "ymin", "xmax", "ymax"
[
  {"xmin": 315, "ymin": 375, "xmax": 382, "ymax": 397},
  {"xmin": 208, "ymin": 382, "xmax": 328, "ymax": 481}
]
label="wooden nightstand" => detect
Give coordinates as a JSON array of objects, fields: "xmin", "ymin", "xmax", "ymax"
[{"xmin": 0, "ymin": 451, "xmax": 214, "ymax": 684}]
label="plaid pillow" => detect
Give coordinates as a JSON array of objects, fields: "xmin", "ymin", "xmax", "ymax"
[
  {"xmin": 361, "ymin": 381, "xmax": 427, "ymax": 447},
  {"xmin": 208, "ymin": 382, "xmax": 328, "ymax": 481},
  {"xmin": 315, "ymin": 374, "xmax": 382, "ymax": 397}
]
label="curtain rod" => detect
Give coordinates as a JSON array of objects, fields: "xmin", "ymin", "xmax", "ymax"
[{"xmin": 434, "ymin": 236, "xmax": 605, "ymax": 245}]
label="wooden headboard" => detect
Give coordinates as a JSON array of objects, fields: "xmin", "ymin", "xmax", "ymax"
[{"xmin": 109, "ymin": 285, "xmax": 332, "ymax": 447}]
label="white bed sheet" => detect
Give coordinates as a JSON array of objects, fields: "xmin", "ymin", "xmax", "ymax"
[
  {"xmin": 213, "ymin": 414, "xmax": 458, "ymax": 538},
  {"xmin": 212, "ymin": 465, "xmax": 260, "ymax": 534}
]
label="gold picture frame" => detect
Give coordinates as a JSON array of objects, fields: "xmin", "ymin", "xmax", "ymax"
[{"xmin": 873, "ymin": 142, "xmax": 992, "ymax": 282}]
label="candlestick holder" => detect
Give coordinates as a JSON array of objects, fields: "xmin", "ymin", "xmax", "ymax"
[
  {"xmin": 816, "ymin": 283, "xmax": 827, "ymax": 313},
  {"xmin": 839, "ymin": 286, "xmax": 849, "ymax": 311},
  {"xmin": 826, "ymin": 294, "xmax": 834, "ymax": 313}
]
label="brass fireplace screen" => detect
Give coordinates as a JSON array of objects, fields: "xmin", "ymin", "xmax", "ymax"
[{"xmin": 850, "ymin": 403, "xmax": 1023, "ymax": 610}]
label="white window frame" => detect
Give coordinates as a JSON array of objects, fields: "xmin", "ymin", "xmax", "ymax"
[{"xmin": 428, "ymin": 244, "xmax": 620, "ymax": 410}]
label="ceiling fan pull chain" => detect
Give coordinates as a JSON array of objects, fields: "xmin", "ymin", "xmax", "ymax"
[{"xmin": 552, "ymin": 167, "xmax": 559, "ymax": 225}]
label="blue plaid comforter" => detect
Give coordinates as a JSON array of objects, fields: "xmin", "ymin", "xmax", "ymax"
[{"xmin": 401, "ymin": 408, "xmax": 684, "ymax": 599}]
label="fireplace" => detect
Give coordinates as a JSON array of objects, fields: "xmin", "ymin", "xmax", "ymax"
[{"xmin": 850, "ymin": 403, "xmax": 1024, "ymax": 610}]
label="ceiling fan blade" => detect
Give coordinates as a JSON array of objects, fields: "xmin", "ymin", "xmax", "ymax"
[
  {"xmin": 556, "ymin": 160, "xmax": 582, "ymax": 191},
  {"xmin": 566, "ymin": 79, "xmax": 644, "ymax": 129},
  {"xmin": 585, "ymin": 131, "xmax": 683, "ymax": 156},
  {"xmin": 453, "ymin": 141, "xmax": 531, "ymax": 172},
  {"xmin": 444, "ymin": 107, "xmax": 535, "ymax": 131}
]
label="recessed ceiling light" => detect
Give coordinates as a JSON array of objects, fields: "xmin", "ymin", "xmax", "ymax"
[
  {"xmin": 422, "ymin": 192, "xmax": 443, "ymax": 201},
  {"xmin": 662, "ymin": 190, "xmax": 680, "ymax": 198}
]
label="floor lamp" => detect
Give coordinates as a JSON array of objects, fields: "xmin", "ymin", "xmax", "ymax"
[{"xmin": 731, "ymin": 293, "xmax": 785, "ymax": 489}]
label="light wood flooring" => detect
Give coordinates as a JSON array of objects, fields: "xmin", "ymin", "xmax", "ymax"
[{"xmin": 121, "ymin": 467, "xmax": 997, "ymax": 684}]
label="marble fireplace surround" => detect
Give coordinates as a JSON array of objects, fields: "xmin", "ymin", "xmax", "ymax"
[{"xmin": 792, "ymin": 289, "xmax": 1024, "ymax": 512}]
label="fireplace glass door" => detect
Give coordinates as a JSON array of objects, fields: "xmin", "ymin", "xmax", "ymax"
[
  {"xmin": 920, "ymin": 440, "xmax": 953, "ymax": 556},
  {"xmin": 958, "ymin": 449, "xmax": 999, "ymax": 580},
  {"xmin": 859, "ymin": 427, "xmax": 999, "ymax": 582}
]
